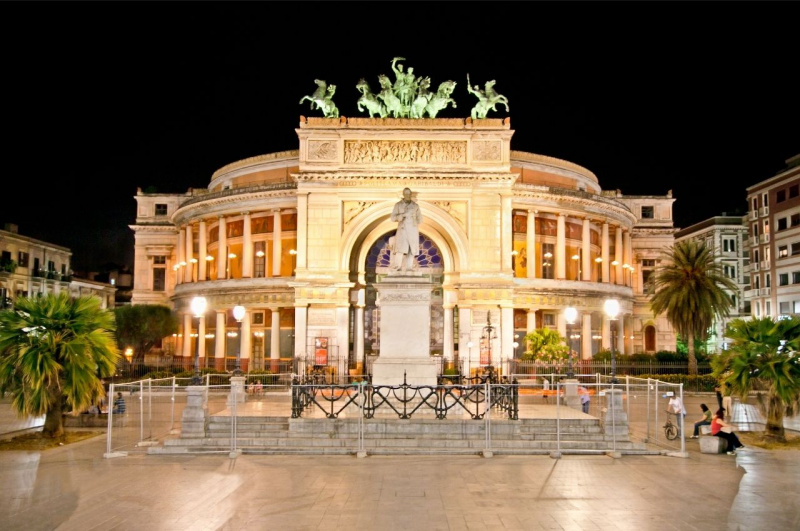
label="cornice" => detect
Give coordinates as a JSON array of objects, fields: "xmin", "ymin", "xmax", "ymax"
[
  {"xmin": 211, "ymin": 150, "xmax": 299, "ymax": 181},
  {"xmin": 510, "ymin": 151, "xmax": 598, "ymax": 183}
]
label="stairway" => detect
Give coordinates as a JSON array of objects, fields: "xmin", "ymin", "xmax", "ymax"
[{"xmin": 147, "ymin": 414, "xmax": 653, "ymax": 456}]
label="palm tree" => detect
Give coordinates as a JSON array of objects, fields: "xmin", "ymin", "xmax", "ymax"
[
  {"xmin": 649, "ymin": 240, "xmax": 737, "ymax": 375},
  {"xmin": 0, "ymin": 293, "xmax": 119, "ymax": 438},
  {"xmin": 714, "ymin": 316, "xmax": 800, "ymax": 442},
  {"xmin": 522, "ymin": 328, "xmax": 569, "ymax": 364}
]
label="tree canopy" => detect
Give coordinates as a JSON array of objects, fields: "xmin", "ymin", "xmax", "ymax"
[
  {"xmin": 114, "ymin": 304, "xmax": 179, "ymax": 363},
  {"xmin": 650, "ymin": 240, "xmax": 737, "ymax": 374},
  {"xmin": 0, "ymin": 293, "xmax": 119, "ymax": 437}
]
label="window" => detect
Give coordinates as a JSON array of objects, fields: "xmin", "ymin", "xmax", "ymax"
[
  {"xmin": 641, "ymin": 206, "xmax": 654, "ymax": 219},
  {"xmin": 642, "ymin": 259, "xmax": 656, "ymax": 267},
  {"xmin": 751, "ymin": 197, "xmax": 758, "ymax": 212},
  {"xmin": 723, "ymin": 264, "xmax": 736, "ymax": 279},
  {"xmin": 780, "ymin": 301, "xmax": 790, "ymax": 314},
  {"xmin": 642, "ymin": 269, "xmax": 653, "ymax": 287},
  {"xmin": 792, "ymin": 242, "xmax": 800, "ymax": 256},
  {"xmin": 780, "ymin": 273, "xmax": 789, "ymax": 286},
  {"xmin": 795, "ymin": 301, "xmax": 800, "ymax": 313},
  {"xmin": 778, "ymin": 217, "xmax": 788, "ymax": 231},
  {"xmin": 755, "ymin": 302, "xmax": 761, "ymax": 318},
  {"xmin": 33, "ymin": 257, "xmax": 40, "ymax": 272},
  {"xmin": 541, "ymin": 243, "xmax": 554, "ymax": 280},
  {"xmin": 794, "ymin": 272, "xmax": 800, "ymax": 284},
  {"xmin": 779, "ymin": 245, "xmax": 789, "ymax": 258},
  {"xmin": 791, "ymin": 185, "xmax": 800, "ymax": 199},
  {"xmin": 764, "ymin": 219, "xmax": 770, "ymax": 235},
  {"xmin": 793, "ymin": 213, "xmax": 800, "ymax": 227},
  {"xmin": 155, "ymin": 204, "xmax": 168, "ymax": 216},
  {"xmin": 0, "ymin": 251, "xmax": 10, "ymax": 264},
  {"xmin": 766, "ymin": 301, "xmax": 771, "ymax": 317},
  {"xmin": 542, "ymin": 313, "xmax": 555, "ymax": 327},
  {"xmin": 254, "ymin": 241, "xmax": 266, "ymax": 278},
  {"xmin": 777, "ymin": 189, "xmax": 787, "ymax": 203},
  {"xmin": 752, "ymin": 224, "xmax": 759, "ymax": 237},
  {"xmin": 766, "ymin": 273, "xmax": 771, "ymax": 288},
  {"xmin": 47, "ymin": 260, "xmax": 55, "ymax": 272},
  {"xmin": 152, "ymin": 268, "xmax": 166, "ymax": 292},
  {"xmin": 763, "ymin": 192, "xmax": 769, "ymax": 207},
  {"xmin": 723, "ymin": 238, "xmax": 736, "ymax": 253},
  {"xmin": 153, "ymin": 256, "xmax": 166, "ymax": 264},
  {"xmin": 17, "ymin": 252, "xmax": 29, "ymax": 267}
]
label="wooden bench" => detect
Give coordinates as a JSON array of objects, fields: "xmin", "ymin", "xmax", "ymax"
[{"xmin": 700, "ymin": 435, "xmax": 727, "ymax": 454}]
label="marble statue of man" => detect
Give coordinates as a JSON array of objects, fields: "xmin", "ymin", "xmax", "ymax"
[{"xmin": 390, "ymin": 187, "xmax": 422, "ymax": 271}]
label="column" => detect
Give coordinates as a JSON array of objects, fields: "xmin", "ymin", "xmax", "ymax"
[
  {"xmin": 215, "ymin": 310, "xmax": 226, "ymax": 371},
  {"xmin": 526, "ymin": 210, "xmax": 537, "ymax": 279},
  {"xmin": 582, "ymin": 218, "xmax": 592, "ymax": 281},
  {"xmin": 581, "ymin": 313, "xmax": 592, "ymax": 360},
  {"xmin": 336, "ymin": 305, "xmax": 349, "ymax": 373},
  {"xmin": 294, "ymin": 305, "xmax": 308, "ymax": 359},
  {"xmin": 601, "ymin": 222, "xmax": 610, "ymax": 283},
  {"xmin": 242, "ymin": 212, "xmax": 252, "ymax": 278},
  {"xmin": 602, "ymin": 315, "xmax": 611, "ymax": 350},
  {"xmin": 184, "ymin": 225, "xmax": 193, "ymax": 283},
  {"xmin": 198, "ymin": 314, "xmax": 206, "ymax": 366},
  {"xmin": 615, "ymin": 226, "xmax": 623, "ymax": 285},
  {"xmin": 526, "ymin": 309, "xmax": 537, "ymax": 333},
  {"xmin": 443, "ymin": 305, "xmax": 454, "ymax": 365},
  {"xmin": 458, "ymin": 306, "xmax": 472, "ymax": 374},
  {"xmin": 556, "ymin": 214, "xmax": 566, "ymax": 280},
  {"xmin": 240, "ymin": 310, "xmax": 251, "ymax": 372},
  {"xmin": 502, "ymin": 194, "xmax": 513, "ymax": 272},
  {"xmin": 296, "ymin": 193, "xmax": 308, "ymax": 273},
  {"xmin": 198, "ymin": 220, "xmax": 208, "ymax": 281},
  {"xmin": 355, "ymin": 297, "xmax": 365, "ymax": 373},
  {"xmin": 623, "ymin": 229, "xmax": 633, "ymax": 287},
  {"xmin": 557, "ymin": 311, "xmax": 566, "ymax": 340},
  {"xmin": 217, "ymin": 216, "xmax": 227, "ymax": 280},
  {"xmin": 177, "ymin": 227, "xmax": 185, "ymax": 285},
  {"xmin": 501, "ymin": 305, "xmax": 513, "ymax": 376},
  {"xmin": 182, "ymin": 313, "xmax": 192, "ymax": 362},
  {"xmin": 271, "ymin": 308, "xmax": 281, "ymax": 373},
  {"xmin": 272, "ymin": 209, "xmax": 282, "ymax": 277}
]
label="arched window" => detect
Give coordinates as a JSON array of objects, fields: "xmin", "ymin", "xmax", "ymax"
[{"xmin": 645, "ymin": 325, "xmax": 656, "ymax": 352}]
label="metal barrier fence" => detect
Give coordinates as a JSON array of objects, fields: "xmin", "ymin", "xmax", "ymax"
[{"xmin": 104, "ymin": 372, "xmax": 689, "ymax": 458}]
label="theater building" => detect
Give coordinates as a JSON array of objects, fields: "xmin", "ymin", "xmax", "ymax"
[{"xmin": 130, "ymin": 116, "xmax": 677, "ymax": 376}]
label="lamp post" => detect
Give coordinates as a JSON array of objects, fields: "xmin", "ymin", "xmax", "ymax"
[
  {"xmin": 481, "ymin": 314, "xmax": 496, "ymax": 368},
  {"xmin": 233, "ymin": 304, "xmax": 246, "ymax": 376},
  {"xmin": 604, "ymin": 298, "xmax": 620, "ymax": 384},
  {"xmin": 190, "ymin": 296, "xmax": 208, "ymax": 385},
  {"xmin": 564, "ymin": 307, "xmax": 578, "ymax": 378}
]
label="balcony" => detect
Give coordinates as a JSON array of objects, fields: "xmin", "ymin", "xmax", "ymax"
[
  {"xmin": 760, "ymin": 260, "xmax": 770, "ymax": 270},
  {"xmin": 749, "ymin": 210, "xmax": 759, "ymax": 221},
  {"xmin": 750, "ymin": 236, "xmax": 759, "ymax": 246},
  {"xmin": 743, "ymin": 289, "xmax": 757, "ymax": 299},
  {"xmin": 760, "ymin": 287, "xmax": 771, "ymax": 297},
  {"xmin": 760, "ymin": 233, "xmax": 770, "ymax": 244},
  {"xmin": 760, "ymin": 206, "xmax": 770, "ymax": 217},
  {"xmin": 751, "ymin": 262, "xmax": 760, "ymax": 272}
]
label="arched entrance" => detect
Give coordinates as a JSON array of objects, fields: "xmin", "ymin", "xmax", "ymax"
[
  {"xmin": 644, "ymin": 324, "xmax": 656, "ymax": 352},
  {"xmin": 362, "ymin": 231, "xmax": 444, "ymax": 371}
]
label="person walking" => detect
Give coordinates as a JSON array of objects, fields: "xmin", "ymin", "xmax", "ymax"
[
  {"xmin": 579, "ymin": 386, "xmax": 590, "ymax": 414},
  {"xmin": 690, "ymin": 403, "xmax": 712, "ymax": 438},
  {"xmin": 711, "ymin": 408, "xmax": 744, "ymax": 455}
]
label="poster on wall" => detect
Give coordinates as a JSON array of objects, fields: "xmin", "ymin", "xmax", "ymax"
[
  {"xmin": 480, "ymin": 338, "xmax": 490, "ymax": 365},
  {"xmin": 315, "ymin": 337, "xmax": 328, "ymax": 365}
]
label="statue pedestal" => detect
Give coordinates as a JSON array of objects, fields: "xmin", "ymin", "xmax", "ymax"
[
  {"xmin": 563, "ymin": 379, "xmax": 581, "ymax": 411},
  {"xmin": 371, "ymin": 276, "xmax": 437, "ymax": 386}
]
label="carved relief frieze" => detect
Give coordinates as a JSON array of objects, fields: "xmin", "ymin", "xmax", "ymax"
[
  {"xmin": 472, "ymin": 140, "xmax": 502, "ymax": 161},
  {"xmin": 343, "ymin": 140, "xmax": 467, "ymax": 164},
  {"xmin": 343, "ymin": 201, "xmax": 376, "ymax": 226},
  {"xmin": 432, "ymin": 201, "xmax": 466, "ymax": 231},
  {"xmin": 307, "ymin": 140, "xmax": 338, "ymax": 161}
]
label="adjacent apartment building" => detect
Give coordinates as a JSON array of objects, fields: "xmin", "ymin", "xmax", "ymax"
[{"xmin": 746, "ymin": 154, "xmax": 800, "ymax": 320}]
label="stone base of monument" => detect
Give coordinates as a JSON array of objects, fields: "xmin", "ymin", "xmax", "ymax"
[{"xmin": 370, "ymin": 357, "xmax": 438, "ymax": 387}]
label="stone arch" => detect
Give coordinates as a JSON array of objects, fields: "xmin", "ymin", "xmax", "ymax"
[
  {"xmin": 341, "ymin": 200, "xmax": 469, "ymax": 281},
  {"xmin": 642, "ymin": 321, "xmax": 657, "ymax": 352}
]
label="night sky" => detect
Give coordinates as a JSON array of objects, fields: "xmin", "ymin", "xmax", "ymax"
[{"xmin": 3, "ymin": 4, "xmax": 797, "ymax": 272}]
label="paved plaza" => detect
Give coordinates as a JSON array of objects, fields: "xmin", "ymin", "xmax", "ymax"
[{"xmin": 2, "ymin": 394, "xmax": 799, "ymax": 530}]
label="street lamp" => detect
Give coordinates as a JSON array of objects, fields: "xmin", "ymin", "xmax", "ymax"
[
  {"xmin": 481, "ymin": 314, "xmax": 496, "ymax": 368},
  {"xmin": 564, "ymin": 307, "xmax": 578, "ymax": 378},
  {"xmin": 190, "ymin": 296, "xmax": 208, "ymax": 385},
  {"xmin": 232, "ymin": 304, "xmax": 246, "ymax": 376},
  {"xmin": 604, "ymin": 298, "xmax": 620, "ymax": 384}
]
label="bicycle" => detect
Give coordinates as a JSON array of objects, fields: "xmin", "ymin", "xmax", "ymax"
[{"xmin": 663, "ymin": 411, "xmax": 679, "ymax": 440}]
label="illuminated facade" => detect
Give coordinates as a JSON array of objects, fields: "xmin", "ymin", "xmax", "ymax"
[{"xmin": 130, "ymin": 117, "xmax": 677, "ymax": 374}]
